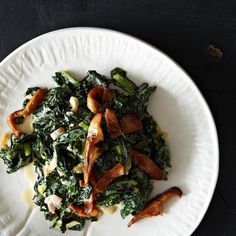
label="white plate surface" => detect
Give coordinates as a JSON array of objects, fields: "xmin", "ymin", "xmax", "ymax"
[{"xmin": 0, "ymin": 28, "xmax": 218, "ymax": 236}]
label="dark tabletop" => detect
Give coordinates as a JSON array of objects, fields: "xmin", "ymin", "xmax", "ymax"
[{"xmin": 1, "ymin": 1, "xmax": 235, "ymax": 235}]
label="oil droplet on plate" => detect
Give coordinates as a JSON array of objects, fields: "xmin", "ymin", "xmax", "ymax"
[
  {"xmin": 0, "ymin": 132, "xmax": 10, "ymax": 149},
  {"xmin": 24, "ymin": 162, "xmax": 37, "ymax": 185},
  {"xmin": 20, "ymin": 187, "xmax": 36, "ymax": 209},
  {"xmin": 100, "ymin": 205, "xmax": 117, "ymax": 214}
]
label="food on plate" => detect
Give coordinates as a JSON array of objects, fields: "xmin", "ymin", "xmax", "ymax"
[
  {"xmin": 128, "ymin": 186, "xmax": 182, "ymax": 227},
  {"xmin": 0, "ymin": 68, "xmax": 181, "ymax": 232}
]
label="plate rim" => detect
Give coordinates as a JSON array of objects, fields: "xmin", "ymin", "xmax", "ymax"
[{"xmin": 0, "ymin": 27, "xmax": 219, "ymax": 235}]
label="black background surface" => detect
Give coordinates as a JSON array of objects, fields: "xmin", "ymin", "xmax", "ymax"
[{"xmin": 0, "ymin": 1, "xmax": 235, "ymax": 235}]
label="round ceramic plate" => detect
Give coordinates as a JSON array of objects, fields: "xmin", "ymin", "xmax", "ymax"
[{"xmin": 0, "ymin": 28, "xmax": 218, "ymax": 236}]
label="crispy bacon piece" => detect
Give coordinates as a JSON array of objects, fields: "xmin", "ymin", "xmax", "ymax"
[
  {"xmin": 82, "ymin": 113, "xmax": 104, "ymax": 186},
  {"xmin": 84, "ymin": 191, "xmax": 97, "ymax": 214},
  {"xmin": 89, "ymin": 170, "xmax": 98, "ymax": 187},
  {"xmin": 94, "ymin": 163, "xmax": 125, "ymax": 193},
  {"xmin": 69, "ymin": 204, "xmax": 101, "ymax": 218},
  {"xmin": 74, "ymin": 185, "xmax": 98, "ymax": 219},
  {"xmin": 129, "ymin": 149, "xmax": 164, "ymax": 180},
  {"xmin": 87, "ymin": 86, "xmax": 112, "ymax": 113},
  {"xmin": 7, "ymin": 88, "xmax": 48, "ymax": 138},
  {"xmin": 87, "ymin": 113, "xmax": 104, "ymax": 143},
  {"xmin": 82, "ymin": 142, "xmax": 102, "ymax": 186},
  {"xmin": 105, "ymin": 108, "xmax": 122, "ymax": 138},
  {"xmin": 120, "ymin": 112, "xmax": 143, "ymax": 134},
  {"xmin": 21, "ymin": 88, "xmax": 48, "ymax": 117},
  {"xmin": 128, "ymin": 187, "xmax": 182, "ymax": 227}
]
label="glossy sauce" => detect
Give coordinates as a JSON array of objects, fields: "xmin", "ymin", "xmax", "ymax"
[
  {"xmin": 0, "ymin": 132, "xmax": 10, "ymax": 149},
  {"xmin": 23, "ymin": 162, "xmax": 37, "ymax": 185},
  {"xmin": 100, "ymin": 205, "xmax": 117, "ymax": 214},
  {"xmin": 20, "ymin": 187, "xmax": 36, "ymax": 209}
]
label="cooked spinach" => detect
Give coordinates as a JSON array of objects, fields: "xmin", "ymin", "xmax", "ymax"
[
  {"xmin": 0, "ymin": 68, "xmax": 171, "ymax": 233},
  {"xmin": 0, "ymin": 134, "xmax": 36, "ymax": 173},
  {"xmin": 97, "ymin": 167, "xmax": 152, "ymax": 218}
]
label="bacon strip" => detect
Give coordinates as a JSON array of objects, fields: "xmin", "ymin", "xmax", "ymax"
[
  {"xmin": 84, "ymin": 191, "xmax": 97, "ymax": 214},
  {"xmin": 94, "ymin": 163, "xmax": 125, "ymax": 193},
  {"xmin": 21, "ymin": 88, "xmax": 48, "ymax": 117},
  {"xmin": 105, "ymin": 108, "xmax": 122, "ymax": 138},
  {"xmin": 82, "ymin": 113, "xmax": 104, "ymax": 186},
  {"xmin": 69, "ymin": 204, "xmax": 101, "ymax": 218},
  {"xmin": 120, "ymin": 112, "xmax": 143, "ymax": 134},
  {"xmin": 87, "ymin": 86, "xmax": 112, "ymax": 113},
  {"xmin": 82, "ymin": 142, "xmax": 102, "ymax": 186},
  {"xmin": 128, "ymin": 187, "xmax": 182, "ymax": 227},
  {"xmin": 89, "ymin": 170, "xmax": 98, "ymax": 187},
  {"xmin": 7, "ymin": 88, "xmax": 48, "ymax": 138},
  {"xmin": 129, "ymin": 149, "xmax": 164, "ymax": 180},
  {"xmin": 87, "ymin": 113, "xmax": 104, "ymax": 143}
]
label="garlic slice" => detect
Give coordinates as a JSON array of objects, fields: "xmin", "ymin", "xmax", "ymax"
[{"xmin": 69, "ymin": 96, "xmax": 79, "ymax": 113}]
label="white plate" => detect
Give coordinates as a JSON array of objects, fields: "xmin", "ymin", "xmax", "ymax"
[{"xmin": 0, "ymin": 28, "xmax": 218, "ymax": 236}]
